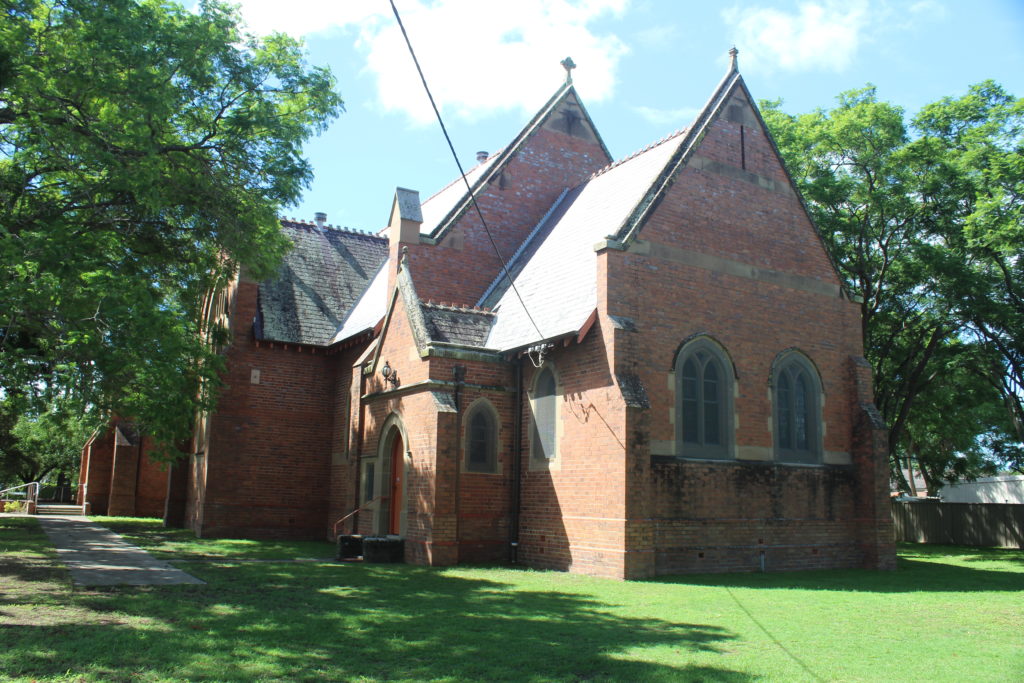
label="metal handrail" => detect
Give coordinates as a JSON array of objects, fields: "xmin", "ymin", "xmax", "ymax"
[
  {"xmin": 0, "ymin": 482, "xmax": 40, "ymax": 513},
  {"xmin": 332, "ymin": 497, "xmax": 380, "ymax": 538}
]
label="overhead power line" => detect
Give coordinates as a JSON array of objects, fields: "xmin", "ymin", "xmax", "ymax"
[{"xmin": 388, "ymin": 0, "xmax": 548, "ymax": 350}]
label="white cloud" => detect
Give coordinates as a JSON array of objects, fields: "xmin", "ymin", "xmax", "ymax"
[
  {"xmin": 631, "ymin": 105, "xmax": 700, "ymax": 126},
  {"xmin": 230, "ymin": 0, "xmax": 630, "ymax": 126},
  {"xmin": 225, "ymin": 1, "xmax": 382, "ymax": 39},
  {"xmin": 723, "ymin": 1, "xmax": 869, "ymax": 73},
  {"xmin": 908, "ymin": 0, "xmax": 947, "ymax": 21}
]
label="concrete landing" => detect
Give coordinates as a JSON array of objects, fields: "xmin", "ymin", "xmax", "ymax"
[{"xmin": 36, "ymin": 516, "xmax": 205, "ymax": 587}]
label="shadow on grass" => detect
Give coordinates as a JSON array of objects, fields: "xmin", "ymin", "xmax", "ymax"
[
  {"xmin": 0, "ymin": 517, "xmax": 66, "ymax": 594},
  {"xmin": 3, "ymin": 560, "xmax": 752, "ymax": 682},
  {"xmin": 93, "ymin": 516, "xmax": 336, "ymax": 560},
  {"xmin": 899, "ymin": 542, "xmax": 1024, "ymax": 565},
  {"xmin": 646, "ymin": 544, "xmax": 1024, "ymax": 593}
]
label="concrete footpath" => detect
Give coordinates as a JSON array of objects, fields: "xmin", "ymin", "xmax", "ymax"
[{"xmin": 35, "ymin": 516, "xmax": 205, "ymax": 587}]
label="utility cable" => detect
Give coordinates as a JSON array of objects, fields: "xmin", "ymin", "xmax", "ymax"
[{"xmin": 388, "ymin": 0, "xmax": 549, "ymax": 351}]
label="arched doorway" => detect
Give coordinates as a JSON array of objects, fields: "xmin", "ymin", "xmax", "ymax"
[{"xmin": 377, "ymin": 416, "xmax": 408, "ymax": 536}]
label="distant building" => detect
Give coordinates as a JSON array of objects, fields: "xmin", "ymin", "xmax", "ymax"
[
  {"xmin": 940, "ymin": 475, "xmax": 1024, "ymax": 504},
  {"xmin": 79, "ymin": 52, "xmax": 896, "ymax": 577}
]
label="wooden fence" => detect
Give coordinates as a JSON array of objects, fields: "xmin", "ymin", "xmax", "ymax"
[{"xmin": 892, "ymin": 500, "xmax": 1024, "ymax": 549}]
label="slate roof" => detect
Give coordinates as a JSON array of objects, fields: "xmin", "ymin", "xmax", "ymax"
[
  {"xmin": 419, "ymin": 153, "xmax": 501, "ymax": 236},
  {"xmin": 321, "ymin": 61, "xmax": 771, "ymax": 356},
  {"xmin": 330, "ymin": 259, "xmax": 390, "ymax": 345},
  {"xmin": 421, "ymin": 303, "xmax": 495, "ymax": 347},
  {"xmin": 256, "ymin": 221, "xmax": 388, "ymax": 346},
  {"xmin": 480, "ymin": 128, "xmax": 687, "ymax": 351}
]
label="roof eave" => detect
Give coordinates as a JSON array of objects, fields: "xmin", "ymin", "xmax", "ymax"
[
  {"xmin": 427, "ymin": 82, "xmax": 609, "ymax": 242},
  {"xmin": 611, "ymin": 68, "xmax": 744, "ymax": 245}
]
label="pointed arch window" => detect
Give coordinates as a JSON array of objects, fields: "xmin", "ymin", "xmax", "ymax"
[
  {"xmin": 465, "ymin": 400, "xmax": 499, "ymax": 473},
  {"xmin": 531, "ymin": 366, "xmax": 558, "ymax": 461},
  {"xmin": 675, "ymin": 338, "xmax": 734, "ymax": 460},
  {"xmin": 773, "ymin": 352, "xmax": 823, "ymax": 464}
]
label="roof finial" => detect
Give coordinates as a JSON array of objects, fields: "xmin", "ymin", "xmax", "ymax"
[
  {"xmin": 728, "ymin": 46, "xmax": 739, "ymax": 73},
  {"xmin": 560, "ymin": 56, "xmax": 576, "ymax": 84}
]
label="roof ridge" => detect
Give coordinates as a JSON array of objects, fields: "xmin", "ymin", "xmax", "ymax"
[
  {"xmin": 612, "ymin": 68, "xmax": 744, "ymax": 244},
  {"xmin": 420, "ymin": 148, "xmax": 506, "ymax": 206},
  {"xmin": 423, "ymin": 80, "xmax": 612, "ymax": 240},
  {"xmin": 279, "ymin": 219, "xmax": 385, "ymax": 240},
  {"xmin": 422, "ymin": 299, "xmax": 496, "ymax": 316},
  {"xmin": 588, "ymin": 126, "xmax": 688, "ymax": 181}
]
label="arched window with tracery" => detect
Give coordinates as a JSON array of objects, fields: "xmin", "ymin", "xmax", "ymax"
[
  {"xmin": 772, "ymin": 352, "xmax": 823, "ymax": 464},
  {"xmin": 675, "ymin": 337, "xmax": 734, "ymax": 460}
]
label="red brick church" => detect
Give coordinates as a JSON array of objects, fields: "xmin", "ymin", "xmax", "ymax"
[{"xmin": 79, "ymin": 52, "xmax": 896, "ymax": 578}]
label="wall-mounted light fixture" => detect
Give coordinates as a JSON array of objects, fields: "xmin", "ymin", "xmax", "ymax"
[{"xmin": 381, "ymin": 360, "xmax": 399, "ymax": 388}]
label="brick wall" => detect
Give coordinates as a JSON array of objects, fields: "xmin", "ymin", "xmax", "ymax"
[
  {"xmin": 396, "ymin": 121, "xmax": 611, "ymax": 306},
  {"xmin": 354, "ymin": 282, "xmax": 518, "ymax": 564},
  {"xmin": 80, "ymin": 430, "xmax": 114, "ymax": 515},
  {"xmin": 516, "ymin": 329, "xmax": 631, "ymax": 579},
  {"xmin": 131, "ymin": 438, "xmax": 170, "ymax": 518},
  {"xmin": 325, "ymin": 344, "xmax": 366, "ymax": 538},
  {"xmin": 194, "ymin": 275, "xmax": 339, "ymax": 539},
  {"xmin": 78, "ymin": 427, "xmax": 169, "ymax": 518},
  {"xmin": 101, "ymin": 76, "xmax": 894, "ymax": 579},
  {"xmin": 604, "ymin": 84, "xmax": 895, "ymax": 576}
]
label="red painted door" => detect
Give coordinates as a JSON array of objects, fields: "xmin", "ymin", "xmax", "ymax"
[{"xmin": 389, "ymin": 432, "xmax": 404, "ymax": 534}]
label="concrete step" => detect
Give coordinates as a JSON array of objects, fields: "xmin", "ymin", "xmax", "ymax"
[{"xmin": 36, "ymin": 504, "xmax": 85, "ymax": 516}]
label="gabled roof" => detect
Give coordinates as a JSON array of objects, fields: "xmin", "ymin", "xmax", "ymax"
[
  {"xmin": 329, "ymin": 258, "xmax": 390, "ymax": 345},
  {"xmin": 418, "ymin": 82, "xmax": 611, "ymax": 239},
  {"xmin": 256, "ymin": 221, "xmax": 388, "ymax": 346},
  {"xmin": 421, "ymin": 302, "xmax": 495, "ymax": 347},
  {"xmin": 480, "ymin": 53, "xmax": 839, "ymax": 352},
  {"xmin": 480, "ymin": 128, "xmax": 687, "ymax": 351},
  {"xmin": 610, "ymin": 65, "xmax": 746, "ymax": 245},
  {"xmin": 418, "ymin": 152, "xmax": 502, "ymax": 236}
]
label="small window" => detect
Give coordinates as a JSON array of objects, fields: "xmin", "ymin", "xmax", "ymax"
[
  {"xmin": 773, "ymin": 352, "xmax": 822, "ymax": 464},
  {"xmin": 465, "ymin": 401, "xmax": 499, "ymax": 473},
  {"xmin": 361, "ymin": 459, "xmax": 376, "ymax": 504},
  {"xmin": 531, "ymin": 367, "xmax": 558, "ymax": 460},
  {"xmin": 675, "ymin": 338, "xmax": 733, "ymax": 460}
]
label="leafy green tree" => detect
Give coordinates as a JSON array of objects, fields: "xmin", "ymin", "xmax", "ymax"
[
  {"xmin": 762, "ymin": 82, "xmax": 1023, "ymax": 488},
  {"xmin": 899, "ymin": 351, "xmax": 1007, "ymax": 495},
  {"xmin": 0, "ymin": 0, "xmax": 342, "ymax": 452},
  {"xmin": 762, "ymin": 88, "xmax": 959, "ymax": 458},
  {"xmin": 911, "ymin": 82, "xmax": 1024, "ymax": 461},
  {"xmin": 0, "ymin": 397, "xmax": 98, "ymax": 485},
  {"xmin": 0, "ymin": 398, "xmax": 29, "ymax": 486}
]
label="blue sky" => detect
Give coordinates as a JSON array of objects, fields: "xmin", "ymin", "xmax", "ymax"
[{"xmin": 224, "ymin": 0, "xmax": 1024, "ymax": 233}]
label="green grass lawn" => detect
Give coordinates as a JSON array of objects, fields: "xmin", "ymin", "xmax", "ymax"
[{"xmin": 1, "ymin": 516, "xmax": 1022, "ymax": 682}]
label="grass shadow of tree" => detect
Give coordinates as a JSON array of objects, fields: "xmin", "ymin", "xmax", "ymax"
[
  {"xmin": 646, "ymin": 544, "xmax": 1024, "ymax": 593},
  {"xmin": 94, "ymin": 516, "xmax": 334, "ymax": 560},
  {"xmin": 6, "ymin": 562, "xmax": 753, "ymax": 681}
]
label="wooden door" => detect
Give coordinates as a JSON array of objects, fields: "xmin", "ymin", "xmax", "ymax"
[{"xmin": 389, "ymin": 431, "xmax": 404, "ymax": 535}]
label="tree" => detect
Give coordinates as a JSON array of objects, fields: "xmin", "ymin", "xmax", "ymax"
[
  {"xmin": 899, "ymin": 351, "xmax": 1007, "ymax": 495},
  {"xmin": 911, "ymin": 82, "xmax": 1024, "ymax": 466},
  {"xmin": 0, "ymin": 397, "xmax": 98, "ymax": 485},
  {"xmin": 762, "ymin": 82, "xmax": 1023, "ymax": 489},
  {"xmin": 0, "ymin": 0, "xmax": 342, "ymax": 452}
]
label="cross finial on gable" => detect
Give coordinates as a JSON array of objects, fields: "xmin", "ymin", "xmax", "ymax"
[
  {"xmin": 560, "ymin": 56, "xmax": 576, "ymax": 84},
  {"xmin": 728, "ymin": 46, "xmax": 739, "ymax": 73}
]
